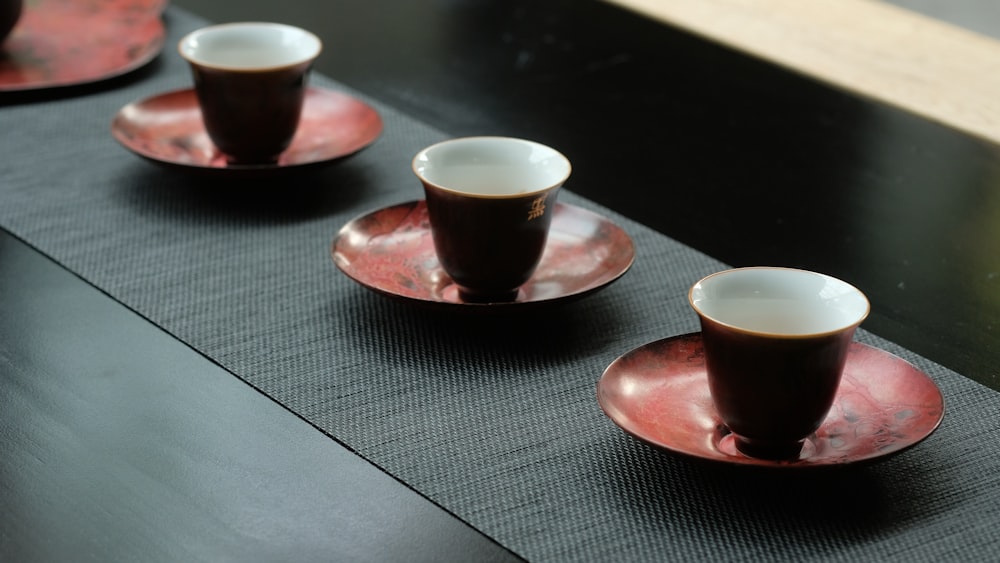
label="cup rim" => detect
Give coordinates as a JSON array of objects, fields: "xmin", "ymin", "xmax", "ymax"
[
  {"xmin": 177, "ymin": 22, "xmax": 322, "ymax": 72},
  {"xmin": 688, "ymin": 266, "xmax": 871, "ymax": 338},
  {"xmin": 411, "ymin": 136, "xmax": 572, "ymax": 199}
]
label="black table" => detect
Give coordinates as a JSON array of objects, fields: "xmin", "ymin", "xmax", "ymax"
[
  {"xmin": 179, "ymin": 0, "xmax": 1000, "ymax": 389},
  {"xmin": 3, "ymin": 1, "xmax": 1000, "ymax": 561}
]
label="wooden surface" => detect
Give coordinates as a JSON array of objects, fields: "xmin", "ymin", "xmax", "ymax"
[
  {"xmin": 606, "ymin": 0, "xmax": 1000, "ymax": 146},
  {"xmin": 0, "ymin": 231, "xmax": 519, "ymax": 563},
  {"xmin": 5, "ymin": 0, "xmax": 1000, "ymax": 560},
  {"xmin": 174, "ymin": 0, "xmax": 1000, "ymax": 389}
]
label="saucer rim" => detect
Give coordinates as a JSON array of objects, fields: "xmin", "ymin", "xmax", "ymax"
[
  {"xmin": 0, "ymin": 0, "xmax": 166, "ymax": 92},
  {"xmin": 331, "ymin": 200, "xmax": 635, "ymax": 312},
  {"xmin": 110, "ymin": 86, "xmax": 384, "ymax": 175},
  {"xmin": 597, "ymin": 332, "xmax": 945, "ymax": 469}
]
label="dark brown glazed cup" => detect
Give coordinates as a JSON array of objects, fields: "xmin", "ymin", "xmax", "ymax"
[
  {"xmin": 413, "ymin": 137, "xmax": 571, "ymax": 303},
  {"xmin": 689, "ymin": 267, "xmax": 870, "ymax": 460},
  {"xmin": 178, "ymin": 23, "xmax": 321, "ymax": 165},
  {"xmin": 0, "ymin": 0, "xmax": 22, "ymax": 45}
]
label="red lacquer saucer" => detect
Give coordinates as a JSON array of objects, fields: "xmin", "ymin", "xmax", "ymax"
[
  {"xmin": 0, "ymin": 0, "xmax": 166, "ymax": 92},
  {"xmin": 111, "ymin": 87, "xmax": 383, "ymax": 173},
  {"xmin": 332, "ymin": 200, "xmax": 635, "ymax": 311},
  {"xmin": 597, "ymin": 333, "xmax": 945, "ymax": 468}
]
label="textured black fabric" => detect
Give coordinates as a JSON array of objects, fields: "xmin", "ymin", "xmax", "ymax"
[{"xmin": 3, "ymin": 7, "xmax": 1000, "ymax": 562}]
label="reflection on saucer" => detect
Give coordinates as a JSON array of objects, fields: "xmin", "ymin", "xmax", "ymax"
[
  {"xmin": 332, "ymin": 200, "xmax": 635, "ymax": 312},
  {"xmin": 111, "ymin": 87, "xmax": 383, "ymax": 175},
  {"xmin": 598, "ymin": 333, "xmax": 944, "ymax": 468},
  {"xmin": 0, "ymin": 0, "xmax": 165, "ymax": 91}
]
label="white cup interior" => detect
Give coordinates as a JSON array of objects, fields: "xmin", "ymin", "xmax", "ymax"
[
  {"xmin": 179, "ymin": 23, "xmax": 321, "ymax": 70},
  {"xmin": 690, "ymin": 267, "xmax": 870, "ymax": 335},
  {"xmin": 413, "ymin": 137, "xmax": 571, "ymax": 197}
]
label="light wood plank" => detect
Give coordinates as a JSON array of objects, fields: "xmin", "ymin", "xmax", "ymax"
[{"xmin": 607, "ymin": 0, "xmax": 1000, "ymax": 145}]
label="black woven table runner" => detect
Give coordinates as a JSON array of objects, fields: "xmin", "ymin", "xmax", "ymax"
[{"xmin": 3, "ymin": 7, "xmax": 999, "ymax": 561}]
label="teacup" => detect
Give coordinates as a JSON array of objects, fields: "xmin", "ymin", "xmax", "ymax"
[
  {"xmin": 689, "ymin": 267, "xmax": 870, "ymax": 460},
  {"xmin": 178, "ymin": 22, "xmax": 322, "ymax": 164},
  {"xmin": 412, "ymin": 136, "xmax": 571, "ymax": 303},
  {"xmin": 1, "ymin": 0, "xmax": 22, "ymax": 45}
]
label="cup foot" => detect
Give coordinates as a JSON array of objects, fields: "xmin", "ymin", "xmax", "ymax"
[
  {"xmin": 457, "ymin": 287, "xmax": 519, "ymax": 303},
  {"xmin": 225, "ymin": 155, "xmax": 281, "ymax": 166},
  {"xmin": 733, "ymin": 436, "xmax": 805, "ymax": 460}
]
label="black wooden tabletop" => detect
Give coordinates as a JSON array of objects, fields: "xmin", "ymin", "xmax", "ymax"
[
  {"xmin": 4, "ymin": 1, "xmax": 999, "ymax": 561},
  {"xmin": 179, "ymin": 0, "xmax": 1000, "ymax": 390}
]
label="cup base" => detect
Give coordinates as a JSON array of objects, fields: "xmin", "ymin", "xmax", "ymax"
[
  {"xmin": 457, "ymin": 287, "xmax": 520, "ymax": 304},
  {"xmin": 224, "ymin": 155, "xmax": 281, "ymax": 166},
  {"xmin": 733, "ymin": 435, "xmax": 806, "ymax": 461}
]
